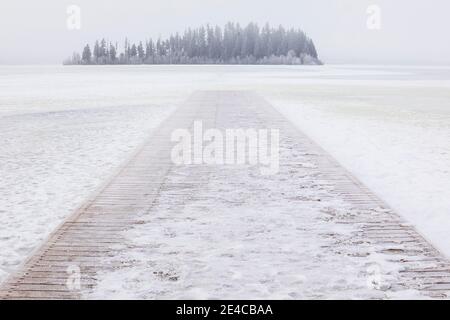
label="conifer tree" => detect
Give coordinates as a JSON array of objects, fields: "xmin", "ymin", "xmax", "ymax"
[
  {"xmin": 66, "ymin": 22, "xmax": 322, "ymax": 65},
  {"xmin": 81, "ymin": 44, "xmax": 92, "ymax": 64}
]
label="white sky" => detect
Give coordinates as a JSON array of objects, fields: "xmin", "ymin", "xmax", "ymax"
[{"xmin": 1, "ymin": 0, "xmax": 449, "ymax": 65}]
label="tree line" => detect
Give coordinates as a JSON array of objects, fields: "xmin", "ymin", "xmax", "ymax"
[{"xmin": 65, "ymin": 22, "xmax": 321, "ymax": 65}]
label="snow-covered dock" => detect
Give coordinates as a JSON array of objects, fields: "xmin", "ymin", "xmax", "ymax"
[{"xmin": 1, "ymin": 91, "xmax": 449, "ymax": 299}]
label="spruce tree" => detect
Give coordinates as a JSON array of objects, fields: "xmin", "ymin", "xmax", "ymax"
[
  {"xmin": 82, "ymin": 44, "xmax": 92, "ymax": 64},
  {"xmin": 69, "ymin": 22, "xmax": 321, "ymax": 65},
  {"xmin": 138, "ymin": 42, "xmax": 145, "ymax": 61},
  {"xmin": 109, "ymin": 43, "xmax": 117, "ymax": 62}
]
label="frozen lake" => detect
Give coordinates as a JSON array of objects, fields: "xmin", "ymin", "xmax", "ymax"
[{"xmin": 1, "ymin": 64, "xmax": 450, "ymax": 283}]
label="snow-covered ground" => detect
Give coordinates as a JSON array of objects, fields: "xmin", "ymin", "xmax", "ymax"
[
  {"xmin": 263, "ymin": 66, "xmax": 450, "ymax": 257},
  {"xmin": 0, "ymin": 106, "xmax": 175, "ymax": 282},
  {"xmin": 0, "ymin": 66, "xmax": 184, "ymax": 282},
  {"xmin": 85, "ymin": 92, "xmax": 425, "ymax": 299},
  {"xmin": 1, "ymin": 64, "xmax": 450, "ymax": 287},
  {"xmin": 87, "ymin": 151, "xmax": 417, "ymax": 299}
]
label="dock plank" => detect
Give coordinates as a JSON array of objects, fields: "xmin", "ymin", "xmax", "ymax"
[{"xmin": 1, "ymin": 91, "xmax": 449, "ymax": 299}]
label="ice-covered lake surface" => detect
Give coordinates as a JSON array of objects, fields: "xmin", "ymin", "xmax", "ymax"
[{"xmin": 1, "ymin": 64, "xmax": 450, "ymax": 284}]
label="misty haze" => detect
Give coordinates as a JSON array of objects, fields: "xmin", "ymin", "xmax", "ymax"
[{"xmin": 1, "ymin": 0, "xmax": 450, "ymax": 304}]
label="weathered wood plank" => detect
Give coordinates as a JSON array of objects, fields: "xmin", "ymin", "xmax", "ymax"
[{"xmin": 1, "ymin": 91, "xmax": 449, "ymax": 299}]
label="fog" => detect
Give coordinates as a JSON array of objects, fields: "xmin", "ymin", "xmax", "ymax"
[{"xmin": 1, "ymin": 0, "xmax": 449, "ymax": 64}]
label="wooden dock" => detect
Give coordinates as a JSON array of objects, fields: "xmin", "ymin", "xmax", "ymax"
[{"xmin": 1, "ymin": 91, "xmax": 449, "ymax": 299}]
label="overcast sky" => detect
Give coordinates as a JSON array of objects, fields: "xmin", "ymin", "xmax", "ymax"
[{"xmin": 1, "ymin": 0, "xmax": 449, "ymax": 65}]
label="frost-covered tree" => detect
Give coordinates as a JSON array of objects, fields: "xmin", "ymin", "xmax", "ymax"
[
  {"xmin": 93, "ymin": 40, "xmax": 101, "ymax": 63},
  {"xmin": 109, "ymin": 43, "xmax": 117, "ymax": 62},
  {"xmin": 100, "ymin": 39, "xmax": 107, "ymax": 58},
  {"xmin": 81, "ymin": 44, "xmax": 91, "ymax": 64},
  {"xmin": 137, "ymin": 42, "xmax": 145, "ymax": 60},
  {"xmin": 131, "ymin": 44, "xmax": 137, "ymax": 57},
  {"xmin": 65, "ymin": 22, "xmax": 322, "ymax": 65}
]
